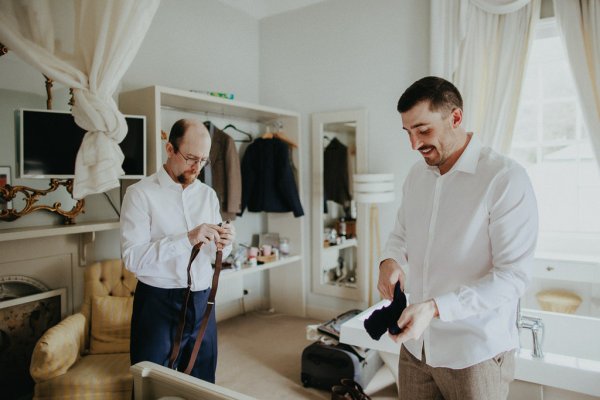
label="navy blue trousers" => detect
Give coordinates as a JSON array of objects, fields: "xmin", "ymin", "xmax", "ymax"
[{"xmin": 130, "ymin": 281, "xmax": 217, "ymax": 382}]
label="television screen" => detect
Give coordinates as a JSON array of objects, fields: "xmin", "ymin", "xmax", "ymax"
[{"xmin": 18, "ymin": 109, "xmax": 146, "ymax": 179}]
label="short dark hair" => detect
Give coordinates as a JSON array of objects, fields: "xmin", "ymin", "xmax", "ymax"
[
  {"xmin": 168, "ymin": 119, "xmax": 192, "ymax": 151},
  {"xmin": 397, "ymin": 76, "xmax": 463, "ymax": 115}
]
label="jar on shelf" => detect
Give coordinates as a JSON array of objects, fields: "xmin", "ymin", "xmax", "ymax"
[{"xmin": 279, "ymin": 237, "xmax": 290, "ymax": 256}]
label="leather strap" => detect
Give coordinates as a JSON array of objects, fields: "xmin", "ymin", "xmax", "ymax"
[{"xmin": 168, "ymin": 242, "xmax": 223, "ymax": 374}]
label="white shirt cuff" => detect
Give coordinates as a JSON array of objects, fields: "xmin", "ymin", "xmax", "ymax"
[{"xmin": 434, "ymin": 291, "xmax": 461, "ymax": 322}]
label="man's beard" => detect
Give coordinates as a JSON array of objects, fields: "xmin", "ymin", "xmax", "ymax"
[{"xmin": 177, "ymin": 172, "xmax": 196, "ymax": 184}]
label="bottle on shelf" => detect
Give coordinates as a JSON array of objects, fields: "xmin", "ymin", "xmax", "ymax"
[{"xmin": 339, "ymin": 217, "xmax": 347, "ymax": 240}]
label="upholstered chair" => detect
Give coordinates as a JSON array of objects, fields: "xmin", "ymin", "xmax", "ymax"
[{"xmin": 30, "ymin": 259, "xmax": 137, "ymax": 400}]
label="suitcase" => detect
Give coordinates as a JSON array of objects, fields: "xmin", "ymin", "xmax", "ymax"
[{"xmin": 300, "ymin": 341, "xmax": 382, "ymax": 391}]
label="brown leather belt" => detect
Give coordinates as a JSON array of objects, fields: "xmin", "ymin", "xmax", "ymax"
[{"xmin": 168, "ymin": 242, "xmax": 223, "ymax": 375}]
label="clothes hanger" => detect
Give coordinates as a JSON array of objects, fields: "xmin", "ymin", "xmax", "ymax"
[
  {"xmin": 262, "ymin": 125, "xmax": 298, "ymax": 148},
  {"xmin": 202, "ymin": 120, "xmax": 218, "ymax": 138},
  {"xmin": 222, "ymin": 123, "xmax": 253, "ymax": 143},
  {"xmin": 261, "ymin": 126, "xmax": 274, "ymax": 140},
  {"xmin": 274, "ymin": 131, "xmax": 298, "ymax": 148},
  {"xmin": 203, "ymin": 120, "xmax": 217, "ymax": 133}
]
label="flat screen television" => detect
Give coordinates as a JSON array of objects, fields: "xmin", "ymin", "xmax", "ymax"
[{"xmin": 18, "ymin": 108, "xmax": 146, "ymax": 179}]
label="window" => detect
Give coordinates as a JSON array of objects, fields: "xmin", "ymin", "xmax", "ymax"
[{"xmin": 510, "ymin": 19, "xmax": 600, "ymax": 235}]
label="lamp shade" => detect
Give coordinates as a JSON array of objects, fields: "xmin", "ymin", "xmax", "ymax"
[{"xmin": 353, "ymin": 174, "xmax": 395, "ymax": 204}]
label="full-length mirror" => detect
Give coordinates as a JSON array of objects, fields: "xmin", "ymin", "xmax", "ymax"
[{"xmin": 312, "ymin": 109, "xmax": 368, "ymax": 301}]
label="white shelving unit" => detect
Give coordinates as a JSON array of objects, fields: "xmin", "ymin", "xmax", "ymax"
[{"xmin": 119, "ymin": 86, "xmax": 306, "ymax": 317}]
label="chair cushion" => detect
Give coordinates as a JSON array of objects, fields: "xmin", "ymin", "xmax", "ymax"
[
  {"xmin": 30, "ymin": 313, "xmax": 85, "ymax": 382},
  {"xmin": 90, "ymin": 296, "xmax": 133, "ymax": 354},
  {"xmin": 33, "ymin": 353, "xmax": 132, "ymax": 400}
]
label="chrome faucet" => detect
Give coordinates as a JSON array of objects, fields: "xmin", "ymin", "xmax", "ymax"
[{"xmin": 517, "ymin": 299, "xmax": 545, "ymax": 358}]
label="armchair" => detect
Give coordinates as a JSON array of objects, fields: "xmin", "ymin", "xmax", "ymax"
[{"xmin": 30, "ymin": 259, "xmax": 137, "ymax": 400}]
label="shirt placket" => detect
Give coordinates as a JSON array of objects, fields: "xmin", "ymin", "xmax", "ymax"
[
  {"xmin": 181, "ymin": 189, "xmax": 195, "ymax": 289},
  {"xmin": 422, "ymin": 173, "xmax": 443, "ymax": 362}
]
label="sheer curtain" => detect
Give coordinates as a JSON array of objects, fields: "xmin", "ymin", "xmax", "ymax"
[
  {"xmin": 553, "ymin": 0, "xmax": 600, "ymax": 169},
  {"xmin": 0, "ymin": 0, "xmax": 159, "ymax": 199},
  {"xmin": 430, "ymin": 0, "xmax": 539, "ymax": 153}
]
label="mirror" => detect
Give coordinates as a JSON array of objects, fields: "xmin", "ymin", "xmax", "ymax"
[{"xmin": 311, "ymin": 109, "xmax": 368, "ymax": 302}]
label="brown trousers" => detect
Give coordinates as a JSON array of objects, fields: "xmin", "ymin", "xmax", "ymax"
[{"xmin": 398, "ymin": 345, "xmax": 515, "ymax": 400}]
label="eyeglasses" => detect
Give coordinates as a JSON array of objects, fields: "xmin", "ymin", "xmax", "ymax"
[{"xmin": 176, "ymin": 151, "xmax": 210, "ymax": 167}]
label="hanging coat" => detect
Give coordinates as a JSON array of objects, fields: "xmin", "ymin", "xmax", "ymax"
[{"xmin": 240, "ymin": 137, "xmax": 304, "ymax": 217}]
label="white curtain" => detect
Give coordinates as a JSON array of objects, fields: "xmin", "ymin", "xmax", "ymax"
[
  {"xmin": 430, "ymin": 0, "xmax": 539, "ymax": 153},
  {"xmin": 553, "ymin": 0, "xmax": 600, "ymax": 169},
  {"xmin": 0, "ymin": 0, "xmax": 159, "ymax": 199}
]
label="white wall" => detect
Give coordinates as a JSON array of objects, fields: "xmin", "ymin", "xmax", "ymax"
[
  {"xmin": 122, "ymin": 0, "xmax": 260, "ymax": 103},
  {"xmin": 259, "ymin": 0, "xmax": 430, "ymax": 314}
]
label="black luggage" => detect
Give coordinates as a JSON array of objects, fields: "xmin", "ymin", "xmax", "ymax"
[{"xmin": 300, "ymin": 341, "xmax": 382, "ymax": 390}]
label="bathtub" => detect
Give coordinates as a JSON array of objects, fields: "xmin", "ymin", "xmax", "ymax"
[
  {"xmin": 339, "ymin": 302, "xmax": 600, "ymax": 399},
  {"xmin": 515, "ymin": 308, "xmax": 600, "ymax": 398}
]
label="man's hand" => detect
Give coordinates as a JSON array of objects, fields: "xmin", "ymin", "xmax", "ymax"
[
  {"xmin": 389, "ymin": 299, "xmax": 439, "ymax": 343},
  {"xmin": 216, "ymin": 221, "xmax": 235, "ymax": 249},
  {"xmin": 188, "ymin": 224, "xmax": 222, "ymax": 247},
  {"xmin": 377, "ymin": 258, "xmax": 405, "ymax": 300}
]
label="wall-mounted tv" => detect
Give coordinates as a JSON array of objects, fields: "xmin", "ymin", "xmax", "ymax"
[{"xmin": 18, "ymin": 108, "xmax": 146, "ymax": 179}]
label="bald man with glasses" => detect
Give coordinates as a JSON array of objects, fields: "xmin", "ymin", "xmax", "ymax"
[{"xmin": 121, "ymin": 118, "xmax": 235, "ymax": 382}]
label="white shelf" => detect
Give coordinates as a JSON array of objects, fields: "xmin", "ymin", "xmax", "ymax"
[
  {"xmin": 0, "ymin": 220, "xmax": 120, "ymax": 242},
  {"xmin": 323, "ymin": 238, "xmax": 358, "ymax": 253},
  {"xmin": 158, "ymin": 86, "xmax": 299, "ymax": 121},
  {"xmin": 220, "ymin": 255, "xmax": 301, "ymax": 280}
]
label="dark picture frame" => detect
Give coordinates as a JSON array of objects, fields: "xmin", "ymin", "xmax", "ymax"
[{"xmin": 0, "ymin": 288, "xmax": 66, "ymax": 398}]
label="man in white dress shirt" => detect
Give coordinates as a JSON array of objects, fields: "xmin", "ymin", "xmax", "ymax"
[
  {"xmin": 121, "ymin": 119, "xmax": 235, "ymax": 382},
  {"xmin": 378, "ymin": 76, "xmax": 538, "ymax": 399}
]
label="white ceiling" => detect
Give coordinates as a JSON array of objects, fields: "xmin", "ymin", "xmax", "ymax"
[{"xmin": 217, "ymin": 0, "xmax": 329, "ymax": 19}]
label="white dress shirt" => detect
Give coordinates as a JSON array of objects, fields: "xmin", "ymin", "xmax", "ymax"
[
  {"xmin": 121, "ymin": 166, "xmax": 232, "ymax": 291},
  {"xmin": 381, "ymin": 134, "xmax": 538, "ymax": 369}
]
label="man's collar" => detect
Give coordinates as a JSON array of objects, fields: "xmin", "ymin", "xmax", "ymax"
[
  {"xmin": 453, "ymin": 133, "xmax": 481, "ymax": 174},
  {"xmin": 425, "ymin": 133, "xmax": 481, "ymax": 175},
  {"xmin": 158, "ymin": 164, "xmax": 181, "ymax": 189},
  {"xmin": 429, "ymin": 132, "xmax": 480, "ymax": 175}
]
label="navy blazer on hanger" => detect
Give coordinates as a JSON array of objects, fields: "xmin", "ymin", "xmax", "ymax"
[{"xmin": 240, "ymin": 137, "xmax": 304, "ymax": 217}]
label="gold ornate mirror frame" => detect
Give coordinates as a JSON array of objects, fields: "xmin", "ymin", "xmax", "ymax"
[{"xmin": 1, "ymin": 179, "xmax": 84, "ymax": 224}]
